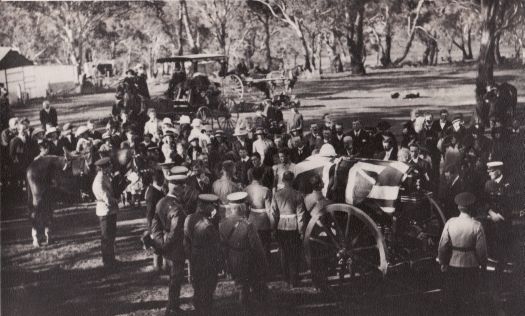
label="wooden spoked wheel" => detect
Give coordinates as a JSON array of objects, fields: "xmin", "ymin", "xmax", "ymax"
[
  {"xmin": 216, "ymin": 99, "xmax": 239, "ymax": 133},
  {"xmin": 304, "ymin": 204, "xmax": 388, "ymax": 287},
  {"xmin": 221, "ymin": 74, "xmax": 244, "ymax": 103}
]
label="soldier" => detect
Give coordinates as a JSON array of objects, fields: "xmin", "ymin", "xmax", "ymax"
[
  {"xmin": 245, "ymin": 167, "xmax": 275, "ymax": 260},
  {"xmin": 271, "ymin": 171, "xmax": 306, "ymax": 287},
  {"xmin": 219, "ymin": 192, "xmax": 269, "ymax": 307},
  {"xmin": 184, "ymin": 194, "xmax": 222, "ymax": 314},
  {"xmin": 144, "ymin": 166, "xmax": 189, "ymax": 316},
  {"xmin": 92, "ymin": 157, "xmax": 120, "ymax": 268},
  {"xmin": 438, "ymin": 192, "xmax": 487, "ymax": 315},
  {"xmin": 143, "ymin": 169, "xmax": 165, "ymax": 272},
  {"xmin": 483, "ymin": 161, "xmax": 523, "ymax": 278}
]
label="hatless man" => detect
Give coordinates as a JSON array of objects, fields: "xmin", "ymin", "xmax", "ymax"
[
  {"xmin": 220, "ymin": 192, "xmax": 269, "ymax": 307},
  {"xmin": 290, "ymin": 137, "xmax": 310, "ymax": 164},
  {"xmin": 252, "ymin": 128, "xmax": 274, "ymax": 166},
  {"xmin": 39, "ymin": 101, "xmax": 58, "ymax": 130},
  {"xmin": 58, "ymin": 123, "xmax": 77, "ymax": 152},
  {"xmin": 374, "ymin": 132, "xmax": 398, "ymax": 161},
  {"xmin": 92, "ymin": 157, "xmax": 120, "ymax": 268},
  {"xmin": 349, "ymin": 120, "xmax": 370, "ymax": 157},
  {"xmin": 273, "ymin": 148, "xmax": 297, "ymax": 190},
  {"xmin": 438, "ymin": 192, "xmax": 487, "ymax": 315},
  {"xmin": 235, "ymin": 148, "xmax": 253, "ymax": 186},
  {"xmin": 247, "ymin": 152, "xmax": 274, "ymax": 189},
  {"xmin": 212, "ymin": 160, "xmax": 242, "ymax": 217},
  {"xmin": 271, "ymin": 171, "xmax": 306, "ymax": 287},
  {"xmin": 184, "ymin": 194, "xmax": 222, "ymax": 314},
  {"xmin": 245, "ymin": 167, "xmax": 275, "ymax": 260}
]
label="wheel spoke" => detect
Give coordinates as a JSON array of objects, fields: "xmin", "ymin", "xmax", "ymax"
[
  {"xmin": 421, "ymin": 215, "xmax": 438, "ymax": 224},
  {"xmin": 309, "ymin": 236, "xmax": 337, "ymax": 249},
  {"xmin": 344, "ymin": 212, "xmax": 351, "ymax": 243},
  {"xmin": 352, "ymin": 245, "xmax": 378, "ymax": 252},
  {"xmin": 317, "ymin": 220, "xmax": 342, "ymax": 250},
  {"xmin": 350, "ymin": 225, "xmax": 367, "ymax": 248}
]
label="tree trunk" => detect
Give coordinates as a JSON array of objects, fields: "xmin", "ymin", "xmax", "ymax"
[
  {"xmin": 181, "ymin": 0, "xmax": 199, "ymax": 54},
  {"xmin": 393, "ymin": 31, "xmax": 416, "ymax": 65},
  {"xmin": 177, "ymin": 4, "xmax": 184, "ymax": 55},
  {"xmin": 381, "ymin": 5, "xmax": 392, "ymax": 67},
  {"xmin": 494, "ymin": 34, "xmax": 502, "ymax": 64},
  {"xmin": 348, "ymin": 4, "xmax": 366, "ymax": 75},
  {"xmin": 264, "ymin": 15, "xmax": 272, "ymax": 70},
  {"xmin": 466, "ymin": 25, "xmax": 473, "ymax": 59},
  {"xmin": 476, "ymin": 0, "xmax": 498, "ymax": 125}
]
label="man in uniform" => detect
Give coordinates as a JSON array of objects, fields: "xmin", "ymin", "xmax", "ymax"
[
  {"xmin": 271, "ymin": 171, "xmax": 306, "ymax": 287},
  {"xmin": 184, "ymin": 194, "xmax": 222, "ymax": 314},
  {"xmin": 143, "ymin": 169, "xmax": 165, "ymax": 272},
  {"xmin": 219, "ymin": 192, "xmax": 269, "ymax": 307},
  {"xmin": 144, "ymin": 166, "xmax": 189, "ymax": 315},
  {"xmin": 245, "ymin": 167, "xmax": 275, "ymax": 260},
  {"xmin": 484, "ymin": 161, "xmax": 522, "ymax": 279},
  {"xmin": 438, "ymin": 192, "xmax": 487, "ymax": 314},
  {"xmin": 92, "ymin": 157, "xmax": 120, "ymax": 268}
]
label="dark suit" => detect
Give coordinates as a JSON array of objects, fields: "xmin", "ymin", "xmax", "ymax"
[
  {"xmin": 290, "ymin": 146, "xmax": 310, "ymax": 164},
  {"xmin": 374, "ymin": 148, "xmax": 398, "ymax": 161},
  {"xmin": 431, "ymin": 120, "xmax": 452, "ymax": 137},
  {"xmin": 409, "ymin": 158, "xmax": 432, "ymax": 189},
  {"xmin": 235, "ymin": 158, "xmax": 253, "ymax": 186},
  {"xmin": 349, "ymin": 129, "xmax": 370, "ymax": 157},
  {"xmin": 186, "ymin": 175, "xmax": 212, "ymax": 195},
  {"xmin": 332, "ymin": 134, "xmax": 347, "ymax": 155},
  {"xmin": 231, "ymin": 139, "xmax": 253, "ymax": 158},
  {"xmin": 39, "ymin": 108, "xmax": 58, "ymax": 128},
  {"xmin": 58, "ymin": 135, "xmax": 77, "ymax": 152}
]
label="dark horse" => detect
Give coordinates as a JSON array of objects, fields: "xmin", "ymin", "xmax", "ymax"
[
  {"xmin": 26, "ymin": 154, "xmax": 129, "ymax": 247},
  {"xmin": 477, "ymin": 82, "xmax": 518, "ymax": 127},
  {"xmin": 26, "ymin": 155, "xmax": 74, "ymax": 246}
]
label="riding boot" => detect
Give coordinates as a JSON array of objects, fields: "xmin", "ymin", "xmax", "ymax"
[{"xmin": 32, "ymin": 228, "xmax": 40, "ymax": 247}]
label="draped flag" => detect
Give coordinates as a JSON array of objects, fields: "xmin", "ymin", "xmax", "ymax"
[{"xmin": 345, "ymin": 160, "xmax": 409, "ymax": 213}]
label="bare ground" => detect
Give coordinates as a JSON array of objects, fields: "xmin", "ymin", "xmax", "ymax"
[{"xmin": 3, "ymin": 63, "xmax": 525, "ymax": 315}]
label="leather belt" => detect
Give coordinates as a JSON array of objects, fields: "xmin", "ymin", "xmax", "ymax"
[
  {"xmin": 250, "ymin": 208, "xmax": 267, "ymax": 213},
  {"xmin": 281, "ymin": 214, "xmax": 296, "ymax": 219},
  {"xmin": 452, "ymin": 246, "xmax": 475, "ymax": 252}
]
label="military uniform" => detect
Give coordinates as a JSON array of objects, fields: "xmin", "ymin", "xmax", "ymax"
[
  {"xmin": 271, "ymin": 185, "xmax": 306, "ymax": 286},
  {"xmin": 92, "ymin": 157, "xmax": 119, "ymax": 267},
  {"xmin": 150, "ymin": 173, "xmax": 188, "ymax": 315},
  {"xmin": 219, "ymin": 193, "xmax": 269, "ymax": 305},
  {"xmin": 184, "ymin": 194, "xmax": 222, "ymax": 313},
  {"xmin": 438, "ymin": 192, "xmax": 487, "ymax": 314},
  {"xmin": 145, "ymin": 183, "xmax": 165, "ymax": 270}
]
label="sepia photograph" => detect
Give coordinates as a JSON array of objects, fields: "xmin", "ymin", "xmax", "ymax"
[{"xmin": 0, "ymin": 0, "xmax": 524, "ymax": 315}]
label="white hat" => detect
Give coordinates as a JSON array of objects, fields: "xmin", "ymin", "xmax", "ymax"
[
  {"xmin": 179, "ymin": 115, "xmax": 191, "ymax": 125},
  {"xmin": 45, "ymin": 127, "xmax": 58, "ymax": 136},
  {"xmin": 319, "ymin": 144, "xmax": 337, "ymax": 157},
  {"xmin": 162, "ymin": 117, "xmax": 173, "ymax": 125},
  {"xmin": 8, "ymin": 117, "xmax": 19, "ymax": 129},
  {"xmin": 487, "ymin": 161, "xmax": 503, "ymax": 169},
  {"xmin": 75, "ymin": 126, "xmax": 89, "ymax": 137},
  {"xmin": 191, "ymin": 118, "xmax": 202, "ymax": 128}
]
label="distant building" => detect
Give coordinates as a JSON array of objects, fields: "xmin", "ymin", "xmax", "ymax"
[{"xmin": 0, "ymin": 47, "xmax": 78, "ymax": 104}]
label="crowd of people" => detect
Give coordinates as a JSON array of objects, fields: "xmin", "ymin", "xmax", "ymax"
[{"xmin": 1, "ymin": 72, "xmax": 524, "ymax": 314}]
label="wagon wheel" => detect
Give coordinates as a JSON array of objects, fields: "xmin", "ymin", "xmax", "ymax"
[
  {"xmin": 196, "ymin": 106, "xmax": 212, "ymax": 126},
  {"xmin": 221, "ymin": 74, "xmax": 244, "ymax": 103},
  {"xmin": 304, "ymin": 204, "xmax": 388, "ymax": 291},
  {"xmin": 216, "ymin": 99, "xmax": 239, "ymax": 133}
]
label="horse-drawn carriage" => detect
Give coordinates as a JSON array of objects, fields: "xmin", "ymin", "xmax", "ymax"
[
  {"xmin": 151, "ymin": 54, "xmax": 300, "ymax": 133},
  {"xmin": 294, "ymin": 156, "xmax": 447, "ymax": 291}
]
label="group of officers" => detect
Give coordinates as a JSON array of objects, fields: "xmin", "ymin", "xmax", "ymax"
[{"xmin": 80, "ymin": 99, "xmax": 525, "ymax": 315}]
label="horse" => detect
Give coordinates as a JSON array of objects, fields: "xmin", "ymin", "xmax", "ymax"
[
  {"xmin": 26, "ymin": 155, "xmax": 76, "ymax": 246},
  {"xmin": 478, "ymin": 82, "xmax": 518, "ymax": 127}
]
